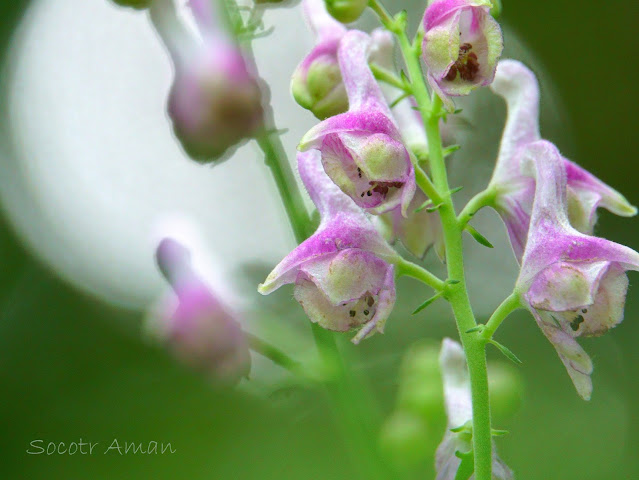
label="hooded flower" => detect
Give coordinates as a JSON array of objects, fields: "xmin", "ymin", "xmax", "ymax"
[
  {"xmin": 422, "ymin": 0, "xmax": 503, "ymax": 110},
  {"xmin": 488, "ymin": 59, "xmax": 636, "ymax": 260},
  {"xmin": 515, "ymin": 141, "xmax": 639, "ymax": 400},
  {"xmin": 259, "ymin": 149, "xmax": 400, "ymax": 344},
  {"xmin": 369, "ymin": 29, "xmax": 445, "ymax": 259},
  {"xmin": 150, "ymin": 0, "xmax": 263, "ymax": 162},
  {"xmin": 291, "ymin": 0, "xmax": 349, "ymax": 120},
  {"xmin": 149, "ymin": 237, "xmax": 251, "ymax": 384},
  {"xmin": 299, "ymin": 30, "xmax": 416, "ymax": 216},
  {"xmin": 436, "ymin": 339, "xmax": 513, "ymax": 480}
]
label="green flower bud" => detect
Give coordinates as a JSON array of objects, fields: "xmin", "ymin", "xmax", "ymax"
[
  {"xmin": 291, "ymin": 57, "xmax": 348, "ymax": 120},
  {"xmin": 378, "ymin": 411, "xmax": 436, "ymax": 470},
  {"xmin": 396, "ymin": 341, "xmax": 445, "ymax": 426},
  {"xmin": 488, "ymin": 361, "xmax": 524, "ymax": 421},
  {"xmin": 324, "ymin": 0, "xmax": 368, "ymax": 23}
]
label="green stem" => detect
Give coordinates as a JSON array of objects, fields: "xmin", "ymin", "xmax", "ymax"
[
  {"xmin": 480, "ymin": 293, "xmax": 522, "ymax": 342},
  {"xmin": 414, "ymin": 164, "xmax": 443, "ymax": 205},
  {"xmin": 370, "ymin": 1, "xmax": 494, "ymax": 476},
  {"xmin": 457, "ymin": 187, "xmax": 497, "ymax": 230},
  {"xmin": 246, "ymin": 332, "xmax": 300, "ymax": 371},
  {"xmin": 396, "ymin": 258, "xmax": 446, "ymax": 291},
  {"xmin": 256, "ymin": 134, "xmax": 313, "ymax": 243}
]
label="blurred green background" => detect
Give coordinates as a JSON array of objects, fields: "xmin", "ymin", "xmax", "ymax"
[{"xmin": 1, "ymin": 0, "xmax": 638, "ymax": 479}]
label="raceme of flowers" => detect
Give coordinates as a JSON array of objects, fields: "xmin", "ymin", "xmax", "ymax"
[{"xmin": 110, "ymin": 0, "xmax": 639, "ymax": 478}]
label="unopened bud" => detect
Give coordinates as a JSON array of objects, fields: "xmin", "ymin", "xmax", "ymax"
[
  {"xmin": 324, "ymin": 0, "xmax": 368, "ymax": 23},
  {"xmin": 378, "ymin": 411, "xmax": 436, "ymax": 470},
  {"xmin": 292, "ymin": 53, "xmax": 348, "ymax": 120},
  {"xmin": 396, "ymin": 341, "xmax": 445, "ymax": 425},
  {"xmin": 488, "ymin": 361, "xmax": 525, "ymax": 421}
]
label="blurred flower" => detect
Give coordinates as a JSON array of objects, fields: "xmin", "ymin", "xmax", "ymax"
[
  {"xmin": 149, "ymin": 237, "xmax": 251, "ymax": 384},
  {"xmin": 150, "ymin": 0, "xmax": 263, "ymax": 162},
  {"xmin": 299, "ymin": 30, "xmax": 416, "ymax": 216},
  {"xmin": 515, "ymin": 141, "xmax": 639, "ymax": 400},
  {"xmin": 422, "ymin": 0, "xmax": 503, "ymax": 110},
  {"xmin": 436, "ymin": 338, "xmax": 513, "ymax": 480},
  {"xmin": 259, "ymin": 150, "xmax": 399, "ymax": 344},
  {"xmin": 291, "ymin": 0, "xmax": 349, "ymax": 119},
  {"xmin": 488, "ymin": 59, "xmax": 636, "ymax": 260}
]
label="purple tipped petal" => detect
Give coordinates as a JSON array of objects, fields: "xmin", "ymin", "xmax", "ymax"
[
  {"xmin": 422, "ymin": 0, "xmax": 503, "ymax": 108},
  {"xmin": 489, "ymin": 59, "xmax": 541, "ymax": 185},
  {"xmin": 259, "ymin": 151, "xmax": 397, "ymax": 295},
  {"xmin": 531, "ymin": 310, "xmax": 593, "ymax": 400},
  {"xmin": 339, "ymin": 30, "xmax": 391, "ymax": 114}
]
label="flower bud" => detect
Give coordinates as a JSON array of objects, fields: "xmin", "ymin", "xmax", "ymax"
[
  {"xmin": 324, "ymin": 0, "xmax": 368, "ymax": 24},
  {"xmin": 488, "ymin": 361, "xmax": 524, "ymax": 421},
  {"xmin": 378, "ymin": 411, "xmax": 435, "ymax": 470},
  {"xmin": 110, "ymin": 0, "xmax": 151, "ymax": 9},
  {"xmin": 150, "ymin": 0, "xmax": 263, "ymax": 162},
  {"xmin": 149, "ymin": 238, "xmax": 251, "ymax": 384},
  {"xmin": 291, "ymin": 0, "xmax": 348, "ymax": 119},
  {"xmin": 396, "ymin": 341, "xmax": 445, "ymax": 425}
]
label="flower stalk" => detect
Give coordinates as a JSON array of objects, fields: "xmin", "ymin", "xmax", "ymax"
[{"xmin": 369, "ymin": 0, "xmax": 498, "ymax": 476}]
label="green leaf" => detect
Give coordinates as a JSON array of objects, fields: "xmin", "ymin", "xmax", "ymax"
[
  {"xmin": 447, "ymin": 279, "xmax": 461, "ymax": 285},
  {"xmin": 412, "ymin": 291, "xmax": 444, "ymax": 315},
  {"xmin": 414, "ymin": 199, "xmax": 433, "ymax": 213},
  {"xmin": 426, "ymin": 203, "xmax": 443, "ymax": 212},
  {"xmin": 390, "ymin": 92, "xmax": 411, "ymax": 108},
  {"xmin": 442, "ymin": 144, "xmax": 461, "ymax": 157},
  {"xmin": 454, "ymin": 449, "xmax": 474, "ymax": 480},
  {"xmin": 465, "ymin": 225, "xmax": 494, "ymax": 248},
  {"xmin": 465, "ymin": 326, "xmax": 484, "ymax": 334},
  {"xmin": 489, "ymin": 339, "xmax": 523, "ymax": 365},
  {"xmin": 492, "ymin": 428, "xmax": 509, "ymax": 437},
  {"xmin": 449, "ymin": 186, "xmax": 464, "ymax": 195}
]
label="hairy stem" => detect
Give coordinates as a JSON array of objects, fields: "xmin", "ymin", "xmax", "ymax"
[
  {"xmin": 396, "ymin": 257, "xmax": 446, "ymax": 291},
  {"xmin": 246, "ymin": 331, "xmax": 308, "ymax": 377},
  {"xmin": 370, "ymin": 1, "xmax": 495, "ymax": 476},
  {"xmin": 457, "ymin": 187, "xmax": 498, "ymax": 230},
  {"xmin": 480, "ymin": 293, "xmax": 522, "ymax": 342}
]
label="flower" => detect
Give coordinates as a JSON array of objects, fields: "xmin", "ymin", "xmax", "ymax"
[
  {"xmin": 436, "ymin": 339, "xmax": 513, "ymax": 480},
  {"xmin": 259, "ymin": 149, "xmax": 399, "ymax": 344},
  {"xmin": 369, "ymin": 29, "xmax": 445, "ymax": 258},
  {"xmin": 149, "ymin": 237, "xmax": 251, "ymax": 384},
  {"xmin": 149, "ymin": 0, "xmax": 263, "ymax": 162},
  {"xmin": 291, "ymin": 0, "xmax": 349, "ymax": 120},
  {"xmin": 299, "ymin": 30, "xmax": 416, "ymax": 216},
  {"xmin": 422, "ymin": 0, "xmax": 503, "ymax": 110},
  {"xmin": 515, "ymin": 141, "xmax": 639, "ymax": 400},
  {"xmin": 488, "ymin": 59, "xmax": 636, "ymax": 260}
]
